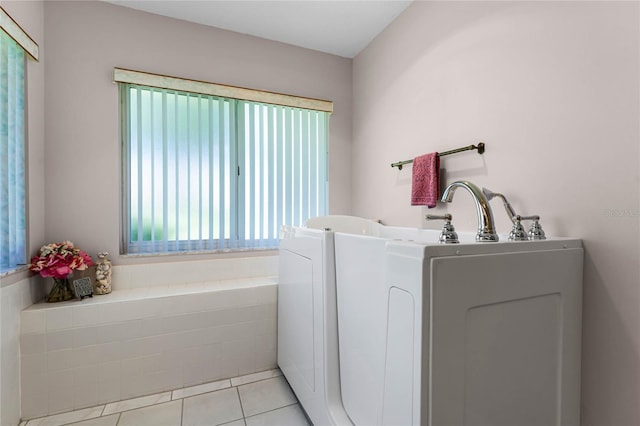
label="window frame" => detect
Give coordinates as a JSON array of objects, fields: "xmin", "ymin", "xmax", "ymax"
[
  {"xmin": 117, "ymin": 69, "xmax": 331, "ymax": 256},
  {"xmin": 0, "ymin": 6, "xmax": 38, "ymax": 274}
]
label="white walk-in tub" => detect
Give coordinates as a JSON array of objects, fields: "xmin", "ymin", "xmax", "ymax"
[
  {"xmin": 334, "ymin": 231, "xmax": 583, "ymax": 426},
  {"xmin": 278, "ymin": 216, "xmax": 383, "ymax": 426}
]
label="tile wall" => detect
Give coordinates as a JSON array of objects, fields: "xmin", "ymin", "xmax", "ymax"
[
  {"xmin": 19, "ymin": 256, "xmax": 279, "ymax": 420},
  {"xmin": 1, "ymin": 276, "xmax": 42, "ymax": 426},
  {"xmin": 110, "ymin": 256, "xmax": 278, "ymax": 291}
]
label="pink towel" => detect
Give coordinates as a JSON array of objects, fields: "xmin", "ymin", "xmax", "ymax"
[{"xmin": 411, "ymin": 153, "xmax": 440, "ymax": 208}]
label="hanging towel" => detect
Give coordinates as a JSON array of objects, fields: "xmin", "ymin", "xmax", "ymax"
[{"xmin": 411, "ymin": 152, "xmax": 440, "ymax": 208}]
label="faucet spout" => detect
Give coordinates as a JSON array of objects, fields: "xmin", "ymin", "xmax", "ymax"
[
  {"xmin": 440, "ymin": 181, "xmax": 499, "ymax": 242},
  {"xmin": 482, "ymin": 187, "xmax": 518, "ymax": 223}
]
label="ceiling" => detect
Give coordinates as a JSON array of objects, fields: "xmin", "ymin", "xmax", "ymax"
[{"xmin": 103, "ymin": 0, "xmax": 413, "ymax": 58}]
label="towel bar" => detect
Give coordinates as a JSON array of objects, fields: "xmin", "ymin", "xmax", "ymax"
[{"xmin": 391, "ymin": 142, "xmax": 485, "ymax": 170}]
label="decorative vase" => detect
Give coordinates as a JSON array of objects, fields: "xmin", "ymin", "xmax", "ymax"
[
  {"xmin": 94, "ymin": 251, "xmax": 112, "ymax": 295},
  {"xmin": 47, "ymin": 277, "xmax": 74, "ymax": 303}
]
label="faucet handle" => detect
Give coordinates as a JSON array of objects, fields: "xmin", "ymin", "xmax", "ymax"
[
  {"xmin": 516, "ymin": 215, "xmax": 547, "ymax": 240},
  {"xmin": 528, "ymin": 219, "xmax": 546, "ymax": 240},
  {"xmin": 508, "ymin": 215, "xmax": 529, "ymax": 241},
  {"xmin": 426, "ymin": 214, "xmax": 460, "ymax": 244},
  {"xmin": 426, "ymin": 213, "xmax": 452, "ymax": 221}
]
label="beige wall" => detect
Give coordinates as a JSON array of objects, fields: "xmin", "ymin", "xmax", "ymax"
[
  {"xmin": 4, "ymin": 1, "xmax": 639, "ymax": 425},
  {"xmin": 353, "ymin": 2, "xmax": 639, "ymax": 425},
  {"xmin": 43, "ymin": 0, "xmax": 352, "ymax": 264}
]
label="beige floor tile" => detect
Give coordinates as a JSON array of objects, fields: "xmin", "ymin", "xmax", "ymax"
[
  {"xmin": 245, "ymin": 404, "xmax": 309, "ymax": 426},
  {"xmin": 26, "ymin": 368, "xmax": 299, "ymax": 426},
  {"xmin": 172, "ymin": 379, "xmax": 231, "ymax": 400},
  {"xmin": 118, "ymin": 400, "xmax": 182, "ymax": 426},
  {"xmin": 25, "ymin": 406, "xmax": 105, "ymax": 426},
  {"xmin": 219, "ymin": 420, "xmax": 246, "ymax": 426},
  {"xmin": 230, "ymin": 369, "xmax": 282, "ymax": 387},
  {"xmin": 102, "ymin": 391, "xmax": 171, "ymax": 416},
  {"xmin": 237, "ymin": 376, "xmax": 298, "ymax": 417},
  {"xmin": 63, "ymin": 414, "xmax": 119, "ymax": 426},
  {"xmin": 183, "ymin": 387, "xmax": 244, "ymax": 426}
]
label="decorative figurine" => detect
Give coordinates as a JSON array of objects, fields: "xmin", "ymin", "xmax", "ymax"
[
  {"xmin": 72, "ymin": 276, "xmax": 94, "ymax": 300},
  {"xmin": 94, "ymin": 251, "xmax": 112, "ymax": 294}
]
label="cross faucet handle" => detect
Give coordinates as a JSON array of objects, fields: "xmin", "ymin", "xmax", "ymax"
[
  {"xmin": 426, "ymin": 214, "xmax": 460, "ymax": 244},
  {"xmin": 514, "ymin": 215, "xmax": 546, "ymax": 240}
]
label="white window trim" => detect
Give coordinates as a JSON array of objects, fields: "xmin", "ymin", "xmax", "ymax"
[
  {"xmin": 0, "ymin": 6, "xmax": 38, "ymax": 61},
  {"xmin": 114, "ymin": 68, "xmax": 333, "ymax": 113}
]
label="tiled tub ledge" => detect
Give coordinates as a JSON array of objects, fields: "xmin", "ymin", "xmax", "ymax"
[{"xmin": 19, "ymin": 276, "xmax": 278, "ymax": 420}]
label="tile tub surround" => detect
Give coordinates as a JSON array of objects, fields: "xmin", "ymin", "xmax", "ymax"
[
  {"xmin": 2, "ymin": 276, "xmax": 44, "ymax": 426},
  {"xmin": 20, "ymin": 274, "xmax": 278, "ymax": 420},
  {"xmin": 109, "ymin": 256, "xmax": 277, "ymax": 291}
]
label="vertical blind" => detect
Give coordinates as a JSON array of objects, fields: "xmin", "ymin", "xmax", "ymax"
[
  {"xmin": 238, "ymin": 101, "xmax": 328, "ymax": 248},
  {"xmin": 0, "ymin": 29, "xmax": 26, "ymax": 271},
  {"xmin": 122, "ymin": 84, "xmax": 328, "ymax": 254}
]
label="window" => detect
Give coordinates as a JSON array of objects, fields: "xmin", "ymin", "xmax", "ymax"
[
  {"xmin": 118, "ymin": 72, "xmax": 330, "ymax": 254},
  {"xmin": 0, "ymin": 28, "xmax": 25, "ymax": 272},
  {"xmin": 0, "ymin": 7, "xmax": 38, "ymax": 273}
]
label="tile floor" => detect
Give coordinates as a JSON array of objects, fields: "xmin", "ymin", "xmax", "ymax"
[{"xmin": 20, "ymin": 369, "xmax": 310, "ymax": 426}]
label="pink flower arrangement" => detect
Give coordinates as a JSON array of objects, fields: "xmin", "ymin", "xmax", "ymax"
[{"xmin": 28, "ymin": 241, "xmax": 94, "ymax": 280}]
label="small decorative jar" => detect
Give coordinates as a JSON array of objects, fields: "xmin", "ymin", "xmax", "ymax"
[{"xmin": 94, "ymin": 251, "xmax": 112, "ymax": 295}]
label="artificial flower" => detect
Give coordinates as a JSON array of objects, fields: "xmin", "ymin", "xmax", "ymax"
[{"xmin": 28, "ymin": 241, "xmax": 94, "ymax": 279}]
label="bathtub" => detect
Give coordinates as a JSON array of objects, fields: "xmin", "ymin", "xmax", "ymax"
[
  {"xmin": 20, "ymin": 256, "xmax": 278, "ymax": 420},
  {"xmin": 334, "ymin": 231, "xmax": 583, "ymax": 426},
  {"xmin": 278, "ymin": 216, "xmax": 384, "ymax": 426},
  {"xmin": 278, "ymin": 217, "xmax": 464, "ymax": 425}
]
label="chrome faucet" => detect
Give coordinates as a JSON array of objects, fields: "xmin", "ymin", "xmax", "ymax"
[
  {"xmin": 483, "ymin": 187, "xmax": 527, "ymax": 241},
  {"xmin": 440, "ymin": 181, "xmax": 499, "ymax": 242},
  {"xmin": 483, "ymin": 187, "xmax": 546, "ymax": 241},
  {"xmin": 482, "ymin": 187, "xmax": 518, "ymax": 223}
]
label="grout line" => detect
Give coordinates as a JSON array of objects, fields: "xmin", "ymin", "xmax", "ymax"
[
  {"xmin": 46, "ymin": 409, "xmax": 115, "ymax": 426},
  {"xmin": 217, "ymin": 420, "xmax": 246, "ymax": 426},
  {"xmin": 180, "ymin": 397, "xmax": 185, "ymax": 426},
  {"xmin": 172, "ymin": 378, "xmax": 232, "ymax": 401},
  {"xmin": 58, "ymin": 413, "xmax": 106, "ymax": 426},
  {"xmin": 230, "ymin": 369, "xmax": 282, "ymax": 387},
  {"xmin": 65, "ymin": 399, "xmax": 180, "ymax": 424},
  {"xmin": 101, "ymin": 392, "xmax": 172, "ymax": 416},
  {"xmin": 235, "ymin": 386, "xmax": 246, "ymax": 421},
  {"xmin": 22, "ymin": 406, "xmax": 106, "ymax": 426},
  {"xmin": 243, "ymin": 402, "xmax": 300, "ymax": 420},
  {"xmin": 234, "ymin": 374, "xmax": 283, "ymax": 390}
]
